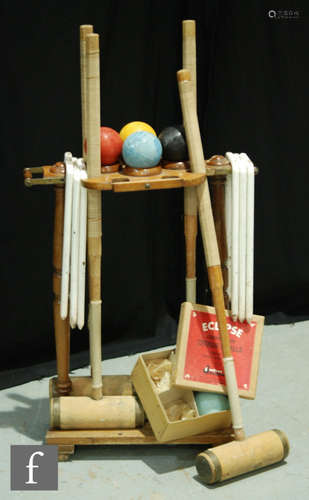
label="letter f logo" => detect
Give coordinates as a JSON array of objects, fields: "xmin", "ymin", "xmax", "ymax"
[{"xmin": 25, "ymin": 451, "xmax": 44, "ymax": 485}]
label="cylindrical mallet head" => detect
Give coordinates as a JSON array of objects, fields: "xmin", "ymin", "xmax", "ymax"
[
  {"xmin": 196, "ymin": 429, "xmax": 289, "ymax": 484},
  {"xmin": 50, "ymin": 395, "xmax": 145, "ymax": 430}
]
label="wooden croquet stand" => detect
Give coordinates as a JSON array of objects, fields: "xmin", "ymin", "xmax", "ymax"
[{"xmin": 25, "ymin": 156, "xmax": 242, "ymax": 461}]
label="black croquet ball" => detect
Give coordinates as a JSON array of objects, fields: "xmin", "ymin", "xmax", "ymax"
[{"xmin": 158, "ymin": 124, "xmax": 188, "ymax": 162}]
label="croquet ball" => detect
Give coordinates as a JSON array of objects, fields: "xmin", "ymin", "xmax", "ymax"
[
  {"xmin": 194, "ymin": 392, "xmax": 230, "ymax": 415},
  {"xmin": 122, "ymin": 131, "xmax": 162, "ymax": 168},
  {"xmin": 119, "ymin": 121, "xmax": 156, "ymax": 142},
  {"xmin": 100, "ymin": 127, "xmax": 123, "ymax": 165},
  {"xmin": 158, "ymin": 124, "xmax": 188, "ymax": 162},
  {"xmin": 84, "ymin": 127, "xmax": 123, "ymax": 166}
]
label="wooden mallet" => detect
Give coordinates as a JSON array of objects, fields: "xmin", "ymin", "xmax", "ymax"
[
  {"xmin": 49, "ymin": 28, "xmax": 146, "ymax": 429},
  {"xmin": 177, "ymin": 69, "xmax": 289, "ymax": 484}
]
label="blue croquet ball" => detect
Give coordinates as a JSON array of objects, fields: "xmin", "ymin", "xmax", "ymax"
[
  {"xmin": 122, "ymin": 131, "xmax": 162, "ymax": 168},
  {"xmin": 194, "ymin": 392, "xmax": 230, "ymax": 415}
]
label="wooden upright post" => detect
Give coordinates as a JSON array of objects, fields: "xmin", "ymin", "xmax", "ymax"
[{"xmin": 52, "ymin": 162, "xmax": 72, "ymax": 395}]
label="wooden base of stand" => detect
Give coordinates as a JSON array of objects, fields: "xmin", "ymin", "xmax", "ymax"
[
  {"xmin": 46, "ymin": 376, "xmax": 233, "ymax": 461},
  {"xmin": 46, "ymin": 424, "xmax": 234, "ymax": 461}
]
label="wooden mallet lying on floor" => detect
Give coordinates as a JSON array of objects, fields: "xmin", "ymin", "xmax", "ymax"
[{"xmin": 177, "ymin": 69, "xmax": 289, "ymax": 484}]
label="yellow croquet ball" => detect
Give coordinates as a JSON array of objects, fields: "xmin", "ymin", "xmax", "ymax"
[{"xmin": 119, "ymin": 121, "xmax": 156, "ymax": 142}]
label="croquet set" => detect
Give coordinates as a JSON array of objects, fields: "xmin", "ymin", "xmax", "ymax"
[{"xmin": 23, "ymin": 21, "xmax": 289, "ymax": 484}]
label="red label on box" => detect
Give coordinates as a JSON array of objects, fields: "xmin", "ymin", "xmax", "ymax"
[{"xmin": 183, "ymin": 310, "xmax": 257, "ymax": 390}]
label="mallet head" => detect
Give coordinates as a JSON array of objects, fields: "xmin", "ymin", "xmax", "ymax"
[{"xmin": 196, "ymin": 429, "xmax": 289, "ymax": 484}]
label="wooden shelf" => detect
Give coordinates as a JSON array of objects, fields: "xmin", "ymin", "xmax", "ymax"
[
  {"xmin": 82, "ymin": 169, "xmax": 206, "ymax": 192},
  {"xmin": 25, "ymin": 159, "xmax": 258, "ymax": 189}
]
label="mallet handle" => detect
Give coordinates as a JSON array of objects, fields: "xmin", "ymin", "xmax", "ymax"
[
  {"xmin": 85, "ymin": 33, "xmax": 103, "ymax": 400},
  {"xmin": 183, "ymin": 20, "xmax": 198, "ymax": 303},
  {"xmin": 182, "ymin": 20, "xmax": 197, "ymax": 107},
  {"xmin": 177, "ymin": 70, "xmax": 245, "ymax": 440},
  {"xmin": 80, "ymin": 25, "xmax": 93, "ymax": 156}
]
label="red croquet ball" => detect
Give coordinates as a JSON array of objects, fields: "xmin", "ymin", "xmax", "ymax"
[
  {"xmin": 84, "ymin": 127, "xmax": 123, "ymax": 166},
  {"xmin": 100, "ymin": 127, "xmax": 123, "ymax": 165}
]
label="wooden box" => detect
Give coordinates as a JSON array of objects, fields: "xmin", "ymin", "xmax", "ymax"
[{"xmin": 131, "ymin": 349, "xmax": 231, "ymax": 443}]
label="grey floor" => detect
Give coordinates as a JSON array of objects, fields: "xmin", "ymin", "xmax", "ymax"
[{"xmin": 1, "ymin": 321, "xmax": 309, "ymax": 499}]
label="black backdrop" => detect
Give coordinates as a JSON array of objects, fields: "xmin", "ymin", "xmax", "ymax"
[{"xmin": 1, "ymin": 0, "xmax": 308, "ymax": 379}]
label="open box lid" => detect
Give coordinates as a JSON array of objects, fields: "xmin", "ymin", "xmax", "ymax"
[{"xmin": 173, "ymin": 302, "xmax": 264, "ymax": 399}]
